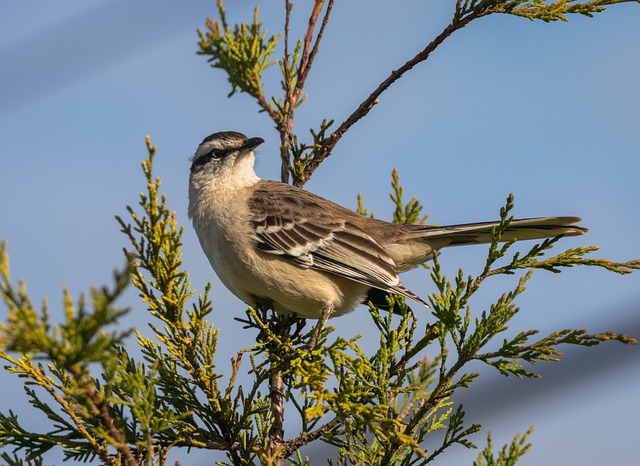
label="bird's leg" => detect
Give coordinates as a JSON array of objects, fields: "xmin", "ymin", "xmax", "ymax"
[{"xmin": 306, "ymin": 305, "xmax": 333, "ymax": 350}]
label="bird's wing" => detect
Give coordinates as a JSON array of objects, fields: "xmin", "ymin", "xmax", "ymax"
[{"xmin": 248, "ymin": 180, "xmax": 426, "ymax": 305}]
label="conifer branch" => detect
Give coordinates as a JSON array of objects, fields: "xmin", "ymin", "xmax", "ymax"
[
  {"xmin": 198, "ymin": 1, "xmax": 281, "ymax": 123},
  {"xmin": 281, "ymin": 417, "xmax": 341, "ymax": 458},
  {"xmin": 493, "ymin": 0, "xmax": 639, "ymax": 22},
  {"xmin": 70, "ymin": 365, "xmax": 138, "ymax": 466},
  {"xmin": 298, "ymin": 16, "xmax": 475, "ymax": 186},
  {"xmin": 197, "ymin": 0, "xmax": 640, "ymax": 186},
  {"xmin": 297, "ymin": 0, "xmax": 506, "ymax": 186},
  {"xmin": 473, "ymin": 428, "xmax": 535, "ymax": 466},
  {"xmin": 2, "ymin": 3, "xmax": 639, "ymax": 465}
]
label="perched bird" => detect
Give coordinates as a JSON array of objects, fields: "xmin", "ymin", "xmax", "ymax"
[{"xmin": 188, "ymin": 131, "xmax": 587, "ymax": 319}]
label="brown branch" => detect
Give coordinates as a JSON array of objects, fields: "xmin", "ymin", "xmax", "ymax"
[
  {"xmin": 277, "ymin": 0, "xmax": 295, "ymax": 183},
  {"xmin": 295, "ymin": 0, "xmax": 334, "ymax": 97},
  {"xmin": 280, "ymin": 416, "xmax": 342, "ymax": 458},
  {"xmin": 297, "ymin": 0, "xmax": 325, "ymax": 85},
  {"xmin": 256, "ymin": 92, "xmax": 281, "ymax": 127},
  {"xmin": 278, "ymin": 132, "xmax": 294, "ymax": 183},
  {"xmin": 297, "ymin": 12, "xmax": 482, "ymax": 187},
  {"xmin": 74, "ymin": 371, "xmax": 139, "ymax": 466},
  {"xmin": 278, "ymin": 0, "xmax": 335, "ymax": 184},
  {"xmin": 269, "ymin": 371, "xmax": 286, "ymax": 466},
  {"xmin": 390, "ymin": 325, "xmax": 439, "ymax": 376},
  {"xmin": 283, "ymin": 0, "xmax": 293, "ymax": 103}
]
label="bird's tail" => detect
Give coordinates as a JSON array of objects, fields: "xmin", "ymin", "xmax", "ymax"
[{"xmin": 405, "ymin": 216, "xmax": 587, "ymax": 249}]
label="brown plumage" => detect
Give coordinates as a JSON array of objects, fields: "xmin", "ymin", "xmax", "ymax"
[{"xmin": 189, "ymin": 131, "xmax": 587, "ymax": 318}]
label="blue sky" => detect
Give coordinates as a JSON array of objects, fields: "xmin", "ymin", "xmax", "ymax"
[{"xmin": 1, "ymin": 1, "xmax": 638, "ymax": 464}]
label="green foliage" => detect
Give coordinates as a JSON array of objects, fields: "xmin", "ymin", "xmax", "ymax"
[
  {"xmin": 1, "ymin": 452, "xmax": 43, "ymax": 466},
  {"xmin": 356, "ymin": 193, "xmax": 375, "ymax": 218},
  {"xmin": 2, "ymin": 1, "xmax": 639, "ymax": 465},
  {"xmin": 494, "ymin": 0, "xmax": 638, "ymax": 22},
  {"xmin": 288, "ymin": 119, "xmax": 334, "ymax": 183},
  {"xmin": 357, "ymin": 168, "xmax": 428, "ymax": 223},
  {"xmin": 428, "ymin": 196, "xmax": 637, "ymax": 378},
  {"xmin": 197, "ymin": 1, "xmax": 279, "ymax": 100},
  {"xmin": 456, "ymin": 0, "xmax": 638, "ymax": 21},
  {"xmin": 473, "ymin": 428, "xmax": 534, "ymax": 466},
  {"xmin": 390, "ymin": 168, "xmax": 428, "ymax": 226},
  {"xmin": 197, "ymin": 0, "xmax": 337, "ymax": 185},
  {"xmin": 0, "ymin": 246, "xmax": 139, "ymax": 463}
]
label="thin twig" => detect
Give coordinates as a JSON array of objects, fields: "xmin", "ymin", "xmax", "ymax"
[
  {"xmin": 280, "ymin": 416, "xmax": 341, "ymax": 458},
  {"xmin": 283, "ymin": 0, "xmax": 293, "ymax": 90},
  {"xmin": 278, "ymin": 0, "xmax": 295, "ymax": 183},
  {"xmin": 257, "ymin": 92, "xmax": 281, "ymax": 127},
  {"xmin": 296, "ymin": 0, "xmax": 334, "ymax": 97},
  {"xmin": 277, "ymin": 0, "xmax": 334, "ymax": 184},
  {"xmin": 298, "ymin": 0, "xmax": 324, "ymax": 75},
  {"xmin": 455, "ymin": 0, "xmax": 465, "ymax": 21},
  {"xmin": 297, "ymin": 12, "xmax": 481, "ymax": 187},
  {"xmin": 295, "ymin": 0, "xmax": 332, "ymax": 97}
]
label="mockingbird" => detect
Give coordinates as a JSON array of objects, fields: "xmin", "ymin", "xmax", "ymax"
[{"xmin": 188, "ymin": 131, "xmax": 587, "ymax": 319}]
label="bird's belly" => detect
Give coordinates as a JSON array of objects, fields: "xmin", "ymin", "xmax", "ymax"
[
  {"xmin": 203, "ymin": 234, "xmax": 368, "ymax": 318},
  {"xmin": 240, "ymin": 253, "xmax": 370, "ymax": 319}
]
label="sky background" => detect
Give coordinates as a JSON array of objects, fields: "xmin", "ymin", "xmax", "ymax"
[{"xmin": 0, "ymin": 1, "xmax": 638, "ymax": 464}]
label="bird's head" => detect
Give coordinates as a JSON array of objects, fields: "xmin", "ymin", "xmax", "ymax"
[{"xmin": 190, "ymin": 131, "xmax": 265, "ymax": 185}]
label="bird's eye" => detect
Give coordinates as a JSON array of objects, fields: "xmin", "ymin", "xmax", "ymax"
[{"xmin": 210, "ymin": 149, "xmax": 224, "ymax": 159}]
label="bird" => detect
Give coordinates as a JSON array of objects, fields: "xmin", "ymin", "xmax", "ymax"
[{"xmin": 188, "ymin": 131, "xmax": 587, "ymax": 319}]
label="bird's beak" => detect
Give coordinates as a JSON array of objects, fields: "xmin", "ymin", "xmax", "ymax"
[{"xmin": 241, "ymin": 137, "xmax": 265, "ymax": 152}]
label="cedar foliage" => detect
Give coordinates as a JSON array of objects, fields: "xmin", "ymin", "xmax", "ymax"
[{"xmin": 2, "ymin": 1, "xmax": 639, "ymax": 465}]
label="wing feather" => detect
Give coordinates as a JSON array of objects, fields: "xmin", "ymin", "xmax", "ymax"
[{"xmin": 248, "ymin": 181, "xmax": 421, "ymax": 301}]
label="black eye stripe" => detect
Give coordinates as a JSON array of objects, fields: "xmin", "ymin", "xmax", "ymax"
[
  {"xmin": 190, "ymin": 147, "xmax": 232, "ymax": 170},
  {"xmin": 210, "ymin": 148, "xmax": 228, "ymax": 158}
]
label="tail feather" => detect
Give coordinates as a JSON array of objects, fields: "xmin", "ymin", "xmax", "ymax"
[
  {"xmin": 378, "ymin": 217, "xmax": 587, "ymax": 308},
  {"xmin": 407, "ymin": 216, "xmax": 587, "ymax": 248}
]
